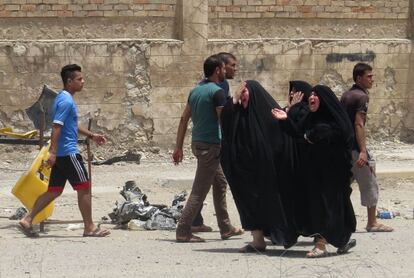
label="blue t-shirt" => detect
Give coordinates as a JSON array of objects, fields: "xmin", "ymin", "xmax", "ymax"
[
  {"xmin": 217, "ymin": 79, "xmax": 230, "ymax": 99},
  {"xmin": 52, "ymin": 90, "xmax": 79, "ymax": 156}
]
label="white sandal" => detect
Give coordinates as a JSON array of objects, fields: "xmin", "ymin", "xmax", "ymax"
[{"xmin": 306, "ymin": 246, "xmax": 328, "ymax": 258}]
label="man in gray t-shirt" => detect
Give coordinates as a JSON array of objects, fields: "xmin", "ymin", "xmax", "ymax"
[{"xmin": 341, "ymin": 63, "xmax": 393, "ymax": 233}]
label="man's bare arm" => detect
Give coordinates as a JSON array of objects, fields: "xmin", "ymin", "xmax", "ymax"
[
  {"xmin": 172, "ymin": 104, "xmax": 191, "ymax": 164},
  {"xmin": 79, "ymin": 125, "xmax": 107, "ymax": 145},
  {"xmin": 355, "ymin": 111, "xmax": 368, "ymax": 167},
  {"xmin": 46, "ymin": 123, "xmax": 62, "ymax": 166},
  {"xmin": 216, "ymin": 106, "xmax": 223, "ymax": 126}
]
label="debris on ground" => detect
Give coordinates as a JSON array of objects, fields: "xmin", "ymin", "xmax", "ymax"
[
  {"xmin": 9, "ymin": 207, "xmax": 28, "ymax": 220},
  {"xmin": 377, "ymin": 201, "xmax": 414, "ymax": 219},
  {"xmin": 92, "ymin": 150, "xmax": 142, "ymax": 165},
  {"xmin": 66, "ymin": 224, "xmax": 84, "ymax": 231},
  {"xmin": 107, "ymin": 180, "xmax": 187, "ymax": 230}
]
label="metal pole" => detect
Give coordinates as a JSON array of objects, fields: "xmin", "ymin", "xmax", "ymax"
[{"xmin": 86, "ymin": 118, "xmax": 92, "ymax": 204}]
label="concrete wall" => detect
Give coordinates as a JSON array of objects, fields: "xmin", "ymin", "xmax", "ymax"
[
  {"xmin": 0, "ymin": 0, "xmax": 413, "ymax": 155},
  {"xmin": 403, "ymin": 0, "xmax": 414, "ymax": 140}
]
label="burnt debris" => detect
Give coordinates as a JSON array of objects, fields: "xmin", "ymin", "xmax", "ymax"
[{"xmin": 108, "ymin": 180, "xmax": 187, "ymax": 230}]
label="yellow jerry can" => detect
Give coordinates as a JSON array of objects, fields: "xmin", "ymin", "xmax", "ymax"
[{"xmin": 12, "ymin": 145, "xmax": 54, "ymax": 224}]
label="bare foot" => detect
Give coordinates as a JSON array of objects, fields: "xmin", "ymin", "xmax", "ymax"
[
  {"xmin": 83, "ymin": 227, "xmax": 110, "ymax": 237},
  {"xmin": 18, "ymin": 219, "xmax": 38, "ymax": 238},
  {"xmin": 366, "ymin": 223, "xmax": 393, "ymax": 232}
]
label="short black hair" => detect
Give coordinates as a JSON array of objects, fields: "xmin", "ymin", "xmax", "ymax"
[
  {"xmin": 204, "ymin": 55, "xmax": 224, "ymax": 78},
  {"xmin": 353, "ymin": 63, "xmax": 372, "ymax": 82},
  {"xmin": 61, "ymin": 64, "xmax": 82, "ymax": 85},
  {"xmin": 217, "ymin": 52, "xmax": 236, "ymax": 64}
]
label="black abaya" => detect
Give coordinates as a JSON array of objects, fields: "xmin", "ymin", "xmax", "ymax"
[
  {"xmin": 281, "ymin": 84, "xmax": 356, "ymax": 248},
  {"xmin": 221, "ymin": 80, "xmax": 297, "ymax": 246}
]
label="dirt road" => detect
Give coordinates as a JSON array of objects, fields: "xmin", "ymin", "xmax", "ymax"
[{"xmin": 0, "ymin": 141, "xmax": 413, "ymax": 278}]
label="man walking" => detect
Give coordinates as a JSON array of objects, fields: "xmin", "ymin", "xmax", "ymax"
[
  {"xmin": 19, "ymin": 64, "xmax": 110, "ymax": 237},
  {"xmin": 191, "ymin": 52, "xmax": 238, "ymax": 233},
  {"xmin": 341, "ymin": 62, "xmax": 393, "ymax": 232},
  {"xmin": 173, "ymin": 55, "xmax": 243, "ymax": 242}
]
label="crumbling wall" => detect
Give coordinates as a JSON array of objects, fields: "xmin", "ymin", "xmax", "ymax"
[
  {"xmin": 0, "ymin": 0, "xmax": 413, "ymax": 153},
  {"xmin": 206, "ymin": 39, "xmax": 412, "ymax": 141},
  {"xmin": 0, "ymin": 40, "xmax": 181, "ymax": 155},
  {"xmin": 401, "ymin": 0, "xmax": 414, "ymax": 142}
]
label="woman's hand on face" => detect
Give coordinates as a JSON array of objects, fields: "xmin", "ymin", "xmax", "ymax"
[
  {"xmin": 271, "ymin": 108, "xmax": 287, "ymax": 120},
  {"xmin": 233, "ymin": 81, "xmax": 247, "ymax": 104},
  {"xmin": 290, "ymin": 91, "xmax": 304, "ymax": 106}
]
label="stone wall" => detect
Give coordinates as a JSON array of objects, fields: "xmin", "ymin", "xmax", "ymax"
[
  {"xmin": 208, "ymin": 0, "xmax": 410, "ymax": 39},
  {"xmin": 0, "ymin": 0, "xmax": 177, "ymax": 40},
  {"xmin": 0, "ymin": 0, "xmax": 414, "ymax": 155},
  {"xmin": 208, "ymin": 0, "xmax": 410, "ymax": 19},
  {"xmin": 0, "ymin": 0, "xmax": 176, "ymax": 18},
  {"xmin": 213, "ymin": 39, "xmax": 412, "ymax": 141}
]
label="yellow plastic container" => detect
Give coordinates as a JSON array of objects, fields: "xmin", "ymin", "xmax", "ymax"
[
  {"xmin": 0, "ymin": 127, "xmax": 38, "ymax": 139},
  {"xmin": 12, "ymin": 145, "xmax": 54, "ymax": 224}
]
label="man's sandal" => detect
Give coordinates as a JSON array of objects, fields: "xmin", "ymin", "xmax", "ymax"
[
  {"xmin": 191, "ymin": 224, "xmax": 213, "ymax": 233},
  {"xmin": 176, "ymin": 234, "xmax": 205, "ymax": 243},
  {"xmin": 83, "ymin": 228, "xmax": 111, "ymax": 237},
  {"xmin": 306, "ymin": 247, "xmax": 328, "ymax": 258},
  {"xmin": 18, "ymin": 222, "xmax": 39, "ymax": 238},
  {"xmin": 366, "ymin": 223, "xmax": 393, "ymax": 232},
  {"xmin": 221, "ymin": 228, "xmax": 244, "ymax": 240}
]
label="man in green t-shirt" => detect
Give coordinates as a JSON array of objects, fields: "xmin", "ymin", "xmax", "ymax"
[{"xmin": 173, "ymin": 54, "xmax": 243, "ymax": 242}]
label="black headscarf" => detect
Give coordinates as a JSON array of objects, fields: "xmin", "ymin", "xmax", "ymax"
[
  {"xmin": 310, "ymin": 85, "xmax": 354, "ymax": 149},
  {"xmin": 289, "ymin": 80, "xmax": 313, "ymax": 103},
  {"xmin": 287, "ymin": 81, "xmax": 313, "ymax": 128}
]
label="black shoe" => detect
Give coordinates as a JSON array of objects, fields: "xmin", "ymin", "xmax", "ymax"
[{"xmin": 337, "ymin": 239, "xmax": 356, "ymax": 254}]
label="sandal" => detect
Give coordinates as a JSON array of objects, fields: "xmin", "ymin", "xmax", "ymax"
[
  {"xmin": 176, "ymin": 234, "xmax": 205, "ymax": 243},
  {"xmin": 306, "ymin": 247, "xmax": 328, "ymax": 258},
  {"xmin": 337, "ymin": 239, "xmax": 356, "ymax": 254},
  {"xmin": 191, "ymin": 224, "xmax": 213, "ymax": 233},
  {"xmin": 18, "ymin": 222, "xmax": 39, "ymax": 238},
  {"xmin": 221, "ymin": 227, "xmax": 244, "ymax": 240},
  {"xmin": 366, "ymin": 223, "xmax": 393, "ymax": 232},
  {"xmin": 239, "ymin": 244, "xmax": 266, "ymax": 253},
  {"xmin": 83, "ymin": 228, "xmax": 111, "ymax": 237}
]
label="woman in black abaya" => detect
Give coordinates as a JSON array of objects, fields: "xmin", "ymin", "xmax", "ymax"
[
  {"xmin": 272, "ymin": 85, "xmax": 356, "ymax": 258},
  {"xmin": 221, "ymin": 80, "xmax": 297, "ymax": 252},
  {"xmin": 283, "ymin": 80, "xmax": 314, "ymax": 237}
]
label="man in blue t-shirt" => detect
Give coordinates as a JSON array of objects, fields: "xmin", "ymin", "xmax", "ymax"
[
  {"xmin": 217, "ymin": 52, "xmax": 237, "ymax": 99},
  {"xmin": 19, "ymin": 64, "xmax": 110, "ymax": 237},
  {"xmin": 173, "ymin": 55, "xmax": 243, "ymax": 242}
]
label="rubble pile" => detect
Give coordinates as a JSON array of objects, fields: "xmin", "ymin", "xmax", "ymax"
[{"xmin": 108, "ymin": 180, "xmax": 187, "ymax": 230}]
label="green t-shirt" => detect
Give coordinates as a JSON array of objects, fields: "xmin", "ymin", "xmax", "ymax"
[{"xmin": 188, "ymin": 82, "xmax": 225, "ymax": 144}]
